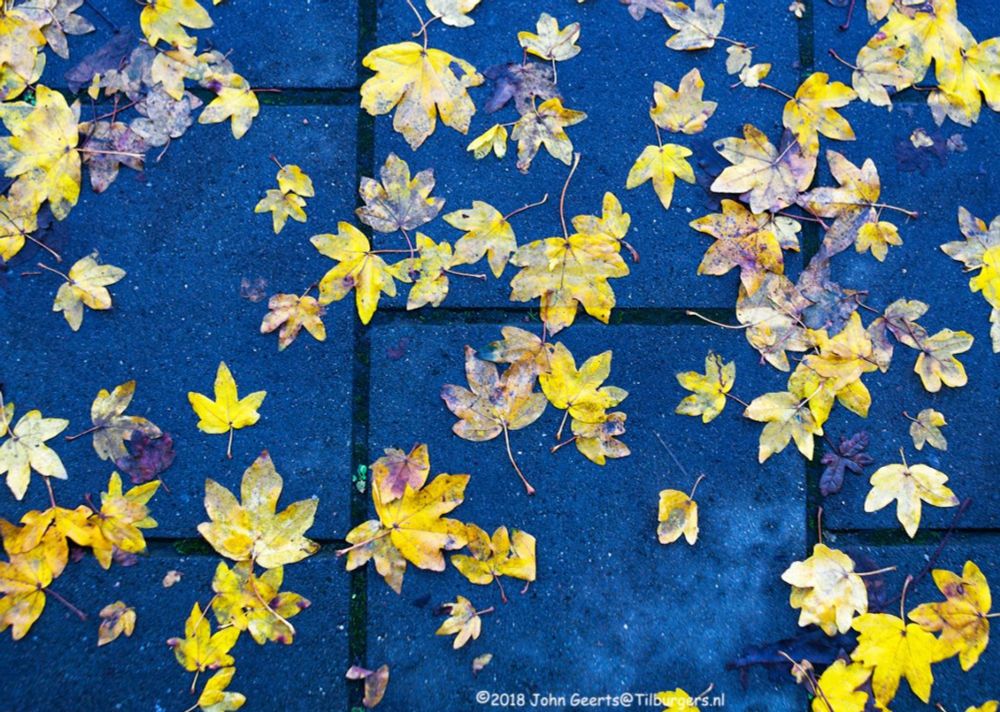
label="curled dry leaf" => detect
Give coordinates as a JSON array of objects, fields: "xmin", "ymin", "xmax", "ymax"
[
  {"xmin": 782, "ymin": 544, "xmax": 867, "ymax": 636},
  {"xmin": 346, "ymin": 664, "xmax": 389, "ymax": 709},
  {"xmin": 97, "ymin": 601, "xmax": 135, "ymax": 647},
  {"xmin": 261, "ymin": 293, "xmax": 327, "ymax": 350}
]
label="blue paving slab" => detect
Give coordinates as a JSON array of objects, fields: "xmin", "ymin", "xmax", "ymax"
[
  {"xmin": 0, "ymin": 105, "xmax": 357, "ymax": 539},
  {"xmin": 0, "ymin": 548, "xmax": 349, "ymax": 711},
  {"xmin": 823, "ymin": 532, "xmax": 1000, "ymax": 712},
  {"xmin": 361, "ymin": 320, "xmax": 807, "ymax": 711},
  {"xmin": 819, "ymin": 318, "xmax": 999, "ymax": 532},
  {"xmin": 369, "ymin": 0, "xmax": 807, "ymax": 312},
  {"xmin": 41, "ymin": 0, "xmax": 358, "ymax": 90},
  {"xmin": 805, "ymin": 107, "xmax": 1000, "ymax": 533}
]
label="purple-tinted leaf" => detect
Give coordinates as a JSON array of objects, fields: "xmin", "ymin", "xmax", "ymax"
[
  {"xmin": 115, "ymin": 431, "xmax": 176, "ymax": 484},
  {"xmin": 820, "ymin": 431, "xmax": 874, "ymax": 496}
]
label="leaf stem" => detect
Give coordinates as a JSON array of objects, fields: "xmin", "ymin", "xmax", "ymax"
[
  {"xmin": 65, "ymin": 424, "xmax": 101, "ymax": 441},
  {"xmin": 827, "ymin": 49, "xmax": 857, "ymax": 70},
  {"xmin": 444, "ymin": 268, "xmax": 486, "ymax": 280},
  {"xmin": 44, "ymin": 476, "xmax": 57, "ymax": 509},
  {"xmin": 758, "ymin": 82, "xmax": 795, "ymax": 101},
  {"xmin": 654, "ymin": 431, "xmax": 692, "ymax": 481},
  {"xmin": 559, "ymin": 153, "xmax": 582, "ymax": 240},
  {"xmin": 723, "ymin": 391, "xmax": 751, "ymax": 408},
  {"xmin": 46, "ymin": 587, "xmax": 88, "ymax": 620},
  {"xmin": 685, "ymin": 310, "xmax": 751, "ymax": 329},
  {"xmin": 555, "ymin": 409, "xmax": 569, "ymax": 441},
  {"xmin": 550, "ymin": 436, "xmax": 576, "ymax": 453},
  {"xmin": 501, "ymin": 423, "xmax": 535, "ymax": 495},
  {"xmin": 37, "ymin": 262, "xmax": 69, "ymax": 281},
  {"xmin": 689, "ymin": 473, "xmax": 705, "ymax": 499},
  {"xmin": 900, "ymin": 574, "xmax": 913, "ymax": 620},
  {"xmin": 503, "ymin": 193, "xmax": 549, "ymax": 222},
  {"xmin": 335, "ymin": 528, "xmax": 392, "ymax": 557},
  {"xmin": 872, "ymin": 202, "xmax": 919, "ymax": 218},
  {"xmin": 855, "ymin": 565, "xmax": 898, "ymax": 577},
  {"xmin": 494, "ymin": 575, "xmax": 508, "ymax": 604},
  {"xmin": 226, "ymin": 426, "xmax": 234, "ymax": 460}
]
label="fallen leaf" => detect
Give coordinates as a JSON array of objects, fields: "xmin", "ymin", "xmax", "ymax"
[
  {"xmin": 97, "ymin": 601, "xmax": 135, "ymax": 646},
  {"xmin": 198, "ymin": 451, "xmax": 319, "ymax": 568},
  {"xmin": 864, "ymin": 461, "xmax": 959, "ymax": 537}
]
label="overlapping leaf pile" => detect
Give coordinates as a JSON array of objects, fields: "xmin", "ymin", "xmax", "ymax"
[{"xmin": 0, "ymin": 0, "xmax": 260, "ymax": 333}]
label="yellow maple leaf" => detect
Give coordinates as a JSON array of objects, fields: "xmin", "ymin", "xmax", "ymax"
[
  {"xmin": 851, "ymin": 611, "xmax": 940, "ymax": 705},
  {"xmin": 539, "ymin": 342, "xmax": 627, "ymax": 425},
  {"xmin": 466, "ymin": 123, "xmax": 508, "ymax": 160},
  {"xmin": 908, "ymin": 560, "xmax": 992, "ymax": 671},
  {"xmin": 511, "ymin": 97, "xmax": 587, "ymax": 173},
  {"xmin": 736, "ymin": 273, "xmax": 811, "ymax": 371},
  {"xmin": 691, "ymin": 200, "xmax": 798, "ymax": 295},
  {"xmin": 0, "ymin": 404, "xmax": 68, "ymax": 500},
  {"xmin": 649, "ymin": 69, "xmax": 717, "ymax": 134},
  {"xmin": 140, "ymin": 0, "xmax": 212, "ymax": 48},
  {"xmin": 436, "ymin": 595, "xmax": 488, "ymax": 649},
  {"xmin": 0, "ymin": 192, "xmax": 38, "ymax": 262},
  {"xmin": 97, "ymin": 600, "xmax": 136, "ymax": 647},
  {"xmin": 187, "ymin": 362, "xmax": 266, "ymax": 458},
  {"xmin": 392, "ymin": 233, "xmax": 458, "ymax": 310},
  {"xmin": 783, "ymin": 72, "xmax": 857, "ymax": 154},
  {"xmin": 168, "ymin": 602, "xmax": 241, "ymax": 673},
  {"xmin": 341, "ymin": 471, "xmax": 469, "ymax": 593},
  {"xmin": 517, "ymin": 13, "xmax": 581, "ymax": 62},
  {"xmin": 360, "ymin": 41, "xmax": 483, "ymax": 149},
  {"xmin": 255, "ymin": 190, "xmax": 306, "ymax": 234},
  {"xmin": 913, "ymin": 328, "xmax": 974, "ymax": 392},
  {"xmin": 49, "ymin": 253, "xmax": 125, "ymax": 331},
  {"xmin": 710, "ymin": 124, "xmax": 817, "ymax": 214},
  {"xmin": 864, "ymin": 460, "xmax": 959, "ymax": 537},
  {"xmin": 942, "ymin": 207, "xmax": 1000, "ymax": 352},
  {"xmin": 0, "ymin": 527, "xmax": 66, "ymax": 639},
  {"xmin": 674, "ymin": 352, "xmax": 735, "ymax": 423},
  {"xmin": 626, "ymin": 143, "xmax": 695, "ymax": 210},
  {"xmin": 745, "ymin": 376, "xmax": 824, "ymax": 462},
  {"xmin": 211, "ymin": 561, "xmax": 309, "ymax": 645},
  {"xmin": 657, "ymin": 479, "xmax": 700, "ymax": 546},
  {"xmin": 0, "ymin": 85, "xmax": 80, "ymax": 220},
  {"xmin": 811, "ymin": 660, "xmax": 871, "ymax": 712},
  {"xmin": 909, "ymin": 408, "xmax": 947, "ymax": 451},
  {"xmin": 260, "ymin": 293, "xmax": 327, "ymax": 350},
  {"xmin": 86, "ymin": 380, "xmax": 161, "ymax": 462},
  {"xmin": 88, "ymin": 471, "xmax": 160, "ymax": 569},
  {"xmin": 441, "ymin": 347, "xmax": 547, "ymax": 493},
  {"xmin": 570, "ymin": 410, "xmax": 630, "ymax": 465},
  {"xmin": 509, "ymin": 193, "xmax": 630, "ymax": 333},
  {"xmin": 426, "ymin": 0, "xmax": 481, "ymax": 28},
  {"xmin": 199, "ymin": 75, "xmax": 258, "ymax": 139},
  {"xmin": 196, "ymin": 667, "xmax": 246, "ymax": 712},
  {"xmin": 312, "ymin": 222, "xmax": 400, "ymax": 325},
  {"xmin": 798, "ymin": 151, "xmax": 902, "ymax": 261},
  {"xmin": 782, "ymin": 543, "xmax": 868, "ymax": 635},
  {"xmin": 451, "ymin": 524, "xmax": 536, "ymax": 600},
  {"xmin": 444, "ymin": 201, "xmax": 516, "ymax": 278},
  {"xmin": 851, "ymin": 44, "xmax": 915, "ymax": 109},
  {"xmin": 803, "ymin": 312, "xmax": 878, "ymax": 395},
  {"xmin": 661, "ymin": 0, "xmax": 725, "ymax": 51},
  {"xmin": 198, "ymin": 451, "xmax": 319, "ymax": 568}
]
